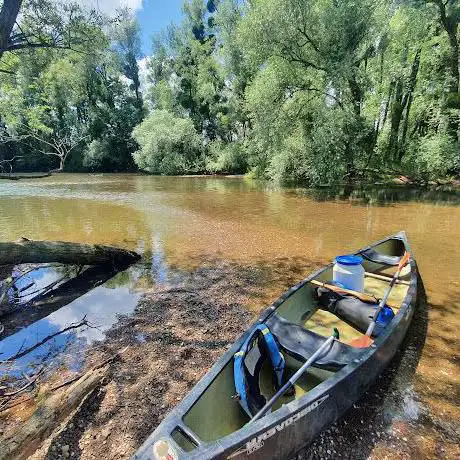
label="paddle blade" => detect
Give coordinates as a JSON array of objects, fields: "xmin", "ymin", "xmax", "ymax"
[
  {"xmin": 398, "ymin": 251, "xmax": 411, "ymax": 271},
  {"xmin": 349, "ymin": 335, "xmax": 373, "ymax": 348}
]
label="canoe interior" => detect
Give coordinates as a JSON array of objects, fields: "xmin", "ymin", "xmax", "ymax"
[{"xmin": 177, "ymin": 237, "xmax": 410, "ymax": 450}]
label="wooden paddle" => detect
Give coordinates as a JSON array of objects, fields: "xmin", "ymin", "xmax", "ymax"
[
  {"xmin": 350, "ymin": 251, "xmax": 411, "ymax": 348},
  {"xmin": 310, "ymin": 279, "xmax": 398, "ymax": 309}
]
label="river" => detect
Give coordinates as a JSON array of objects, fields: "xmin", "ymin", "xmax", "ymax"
[{"xmin": 0, "ymin": 173, "xmax": 459, "ymax": 459}]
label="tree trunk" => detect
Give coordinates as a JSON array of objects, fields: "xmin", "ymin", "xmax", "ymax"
[
  {"xmin": 434, "ymin": 0, "xmax": 459, "ymax": 93},
  {"xmin": 0, "ymin": 240, "xmax": 140, "ymax": 267},
  {"xmin": 0, "ymin": 172, "xmax": 51, "ymax": 180},
  {"xmin": 433, "ymin": 0, "xmax": 459, "ymax": 139},
  {"xmin": 0, "ymin": 0, "xmax": 23, "ymax": 60},
  {"xmin": 381, "ymin": 81, "xmax": 395, "ymax": 131},
  {"xmin": 348, "ymin": 73, "xmax": 362, "ymax": 117},
  {"xmin": 0, "ymin": 362, "xmax": 110, "ymax": 460},
  {"xmin": 388, "ymin": 47, "xmax": 409, "ymax": 162},
  {"xmin": 399, "ymin": 48, "xmax": 421, "ymax": 159}
]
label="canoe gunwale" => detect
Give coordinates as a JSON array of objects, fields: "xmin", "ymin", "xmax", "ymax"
[{"xmin": 134, "ymin": 231, "xmax": 418, "ymax": 460}]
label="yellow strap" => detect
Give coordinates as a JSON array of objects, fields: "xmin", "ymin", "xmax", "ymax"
[
  {"xmin": 234, "ymin": 351, "xmax": 245, "ymax": 357},
  {"xmin": 261, "ymin": 328, "xmax": 270, "ymax": 335}
]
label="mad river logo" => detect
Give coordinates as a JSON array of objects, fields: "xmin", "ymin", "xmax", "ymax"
[{"xmin": 227, "ymin": 395, "xmax": 329, "ymax": 459}]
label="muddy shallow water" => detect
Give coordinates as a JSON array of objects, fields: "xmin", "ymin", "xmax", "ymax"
[{"xmin": 0, "ymin": 174, "xmax": 459, "ymax": 459}]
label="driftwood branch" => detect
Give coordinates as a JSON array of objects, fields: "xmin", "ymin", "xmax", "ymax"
[
  {"xmin": 0, "ymin": 365, "xmax": 108, "ymax": 459},
  {"xmin": 3, "ymin": 317, "xmax": 92, "ymax": 361},
  {"xmin": 0, "ymin": 349, "xmax": 126, "ymax": 460},
  {"xmin": 0, "ymin": 172, "xmax": 51, "ymax": 180},
  {"xmin": 0, "ymin": 365, "xmax": 45, "ymax": 397}
]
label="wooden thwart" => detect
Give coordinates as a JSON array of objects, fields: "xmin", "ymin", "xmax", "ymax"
[
  {"xmin": 310, "ymin": 279, "xmax": 398, "ymax": 309},
  {"xmin": 365, "ymin": 271, "xmax": 409, "ymax": 285}
]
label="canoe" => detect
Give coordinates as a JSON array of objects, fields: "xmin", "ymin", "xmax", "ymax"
[{"xmin": 135, "ymin": 232, "xmax": 417, "ymax": 460}]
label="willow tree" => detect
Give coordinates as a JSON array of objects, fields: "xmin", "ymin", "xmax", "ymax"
[{"xmin": 235, "ymin": 0, "xmax": 383, "ymax": 183}]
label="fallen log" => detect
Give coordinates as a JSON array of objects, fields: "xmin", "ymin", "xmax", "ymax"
[
  {"xmin": 0, "ymin": 239, "xmax": 140, "ymax": 267},
  {"xmin": 0, "ymin": 172, "xmax": 51, "ymax": 180},
  {"xmin": 0, "ymin": 353, "xmax": 119, "ymax": 460}
]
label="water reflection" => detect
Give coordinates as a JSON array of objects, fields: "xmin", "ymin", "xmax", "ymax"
[
  {"xmin": 0, "ymin": 241, "xmax": 183, "ymax": 385},
  {"xmin": 302, "ymin": 184, "xmax": 460, "ymax": 206},
  {"xmin": 0, "ymin": 173, "xmax": 459, "ymax": 442}
]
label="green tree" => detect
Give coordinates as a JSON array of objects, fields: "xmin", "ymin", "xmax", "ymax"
[
  {"xmin": 147, "ymin": 0, "xmax": 227, "ymax": 141},
  {"xmin": 112, "ymin": 8, "xmax": 143, "ymax": 108},
  {"xmin": 236, "ymin": 0, "xmax": 381, "ymax": 183},
  {"xmin": 0, "ymin": 0, "xmax": 103, "ymax": 69},
  {"xmin": 132, "ymin": 109, "xmax": 203, "ymax": 174}
]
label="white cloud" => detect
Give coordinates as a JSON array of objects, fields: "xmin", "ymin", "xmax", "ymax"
[
  {"xmin": 47, "ymin": 285, "xmax": 141, "ymax": 343},
  {"xmin": 80, "ymin": 0, "xmax": 144, "ymax": 16}
]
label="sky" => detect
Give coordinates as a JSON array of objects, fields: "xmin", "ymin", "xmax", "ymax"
[
  {"xmin": 136, "ymin": 0, "xmax": 184, "ymax": 55},
  {"xmin": 81, "ymin": 0, "xmax": 184, "ymax": 55}
]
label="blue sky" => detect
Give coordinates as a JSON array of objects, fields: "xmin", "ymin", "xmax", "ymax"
[
  {"xmin": 82, "ymin": 0, "xmax": 184, "ymax": 56},
  {"xmin": 136, "ymin": 0, "xmax": 184, "ymax": 55}
]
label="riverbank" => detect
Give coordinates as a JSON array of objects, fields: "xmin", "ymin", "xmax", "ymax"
[
  {"xmin": 2, "ymin": 170, "xmax": 460, "ymax": 191},
  {"xmin": 0, "ymin": 258, "xmax": 456, "ymax": 460},
  {"xmin": 26, "ymin": 260, "xmax": 261, "ymax": 459}
]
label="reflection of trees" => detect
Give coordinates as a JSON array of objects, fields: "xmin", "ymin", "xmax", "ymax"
[
  {"xmin": 307, "ymin": 185, "xmax": 460, "ymax": 206},
  {"xmin": 0, "ymin": 257, "xmax": 136, "ymax": 411},
  {"xmin": 1, "ymin": 264, "xmax": 80, "ymax": 315},
  {"xmin": 1, "ymin": 263, "xmax": 131, "ymax": 339}
]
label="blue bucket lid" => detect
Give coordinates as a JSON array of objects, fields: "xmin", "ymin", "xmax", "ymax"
[{"xmin": 335, "ymin": 255, "xmax": 363, "ymax": 266}]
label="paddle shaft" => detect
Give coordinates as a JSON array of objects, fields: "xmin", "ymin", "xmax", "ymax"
[
  {"xmin": 365, "ymin": 252, "xmax": 410, "ymax": 337},
  {"xmin": 248, "ymin": 335, "xmax": 335, "ymax": 424},
  {"xmin": 310, "ymin": 280, "xmax": 397, "ymax": 309}
]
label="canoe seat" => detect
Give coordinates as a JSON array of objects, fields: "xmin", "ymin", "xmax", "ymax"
[
  {"xmin": 265, "ymin": 314, "xmax": 363, "ymax": 372},
  {"xmin": 361, "ymin": 248, "xmax": 400, "ymax": 266}
]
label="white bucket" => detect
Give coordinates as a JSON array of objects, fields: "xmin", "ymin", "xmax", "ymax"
[{"xmin": 333, "ymin": 255, "xmax": 365, "ymax": 292}]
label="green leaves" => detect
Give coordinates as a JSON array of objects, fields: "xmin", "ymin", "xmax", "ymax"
[
  {"xmin": 0, "ymin": 5, "xmax": 144, "ymax": 172},
  {"xmin": 132, "ymin": 110, "xmax": 203, "ymax": 174},
  {"xmin": 1, "ymin": 0, "xmax": 458, "ymax": 181}
]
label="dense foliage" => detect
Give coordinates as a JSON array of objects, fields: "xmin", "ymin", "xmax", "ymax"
[
  {"xmin": 132, "ymin": 110, "xmax": 202, "ymax": 174},
  {"xmin": 0, "ymin": 2, "xmax": 143, "ymax": 172},
  {"xmin": 0, "ymin": 0, "xmax": 458, "ymax": 183}
]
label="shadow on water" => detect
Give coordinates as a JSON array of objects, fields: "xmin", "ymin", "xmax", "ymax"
[
  {"xmin": 295, "ymin": 185, "xmax": 460, "ymax": 206},
  {"xmin": 297, "ymin": 273, "xmax": 431, "ymax": 459}
]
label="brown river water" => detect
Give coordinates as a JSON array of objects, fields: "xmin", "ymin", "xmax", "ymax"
[{"xmin": 0, "ymin": 173, "xmax": 459, "ymax": 458}]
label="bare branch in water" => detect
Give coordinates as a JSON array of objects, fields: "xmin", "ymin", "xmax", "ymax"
[{"xmin": 3, "ymin": 316, "xmax": 95, "ymax": 361}]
